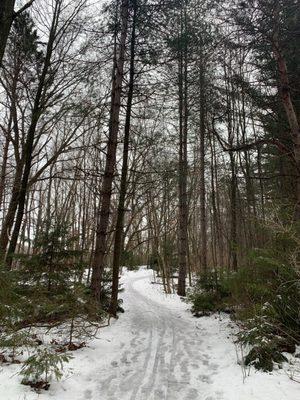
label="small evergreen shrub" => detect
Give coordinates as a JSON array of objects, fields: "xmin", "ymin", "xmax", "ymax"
[
  {"xmin": 8, "ymin": 222, "xmax": 106, "ymax": 327},
  {"xmin": 56, "ymin": 283, "xmax": 106, "ymax": 347},
  {"xmin": 148, "ymin": 252, "xmax": 159, "ymax": 272},
  {"xmin": 237, "ymin": 314, "xmax": 289, "ymax": 371},
  {"xmin": 20, "ymin": 347, "xmax": 72, "ymax": 390},
  {"xmin": 190, "ymin": 292, "xmax": 218, "ymax": 315},
  {"xmin": 233, "ymin": 249, "xmax": 300, "ymax": 370},
  {"xmin": 188, "ymin": 270, "xmax": 231, "ymax": 315},
  {"xmin": 189, "ymin": 223, "xmax": 300, "ymax": 372},
  {"xmin": 0, "ymin": 331, "xmax": 36, "ymax": 362},
  {"xmin": 121, "ymin": 250, "xmax": 141, "ymax": 270}
]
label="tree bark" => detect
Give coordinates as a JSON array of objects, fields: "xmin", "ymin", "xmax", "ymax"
[
  {"xmin": 272, "ymin": 35, "xmax": 300, "ymax": 220},
  {"xmin": 199, "ymin": 58, "xmax": 207, "ymax": 272},
  {"xmin": 229, "ymin": 151, "xmax": 238, "ymax": 271},
  {"xmin": 91, "ymin": 0, "xmax": 129, "ymax": 302},
  {"xmin": 0, "ymin": 0, "xmax": 15, "ymax": 66},
  {"xmin": 109, "ymin": 0, "xmax": 137, "ymax": 316},
  {"xmin": 0, "ymin": 162, "xmax": 23, "ymax": 258},
  {"xmin": 177, "ymin": 5, "xmax": 188, "ymax": 297},
  {"xmin": 0, "ymin": 0, "xmax": 34, "ymax": 66},
  {"xmin": 0, "ymin": 135, "xmax": 10, "ymax": 213},
  {"xmin": 6, "ymin": 0, "xmax": 61, "ymax": 265}
]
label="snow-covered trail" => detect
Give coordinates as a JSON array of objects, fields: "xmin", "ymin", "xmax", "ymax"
[
  {"xmin": 96, "ymin": 273, "xmax": 209, "ymax": 400},
  {"xmin": 85, "ymin": 269, "xmax": 300, "ymax": 400},
  {"xmin": 1, "ymin": 268, "xmax": 300, "ymax": 400}
]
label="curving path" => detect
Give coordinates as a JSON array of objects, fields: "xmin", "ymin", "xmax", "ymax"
[
  {"xmin": 95, "ymin": 272, "xmax": 217, "ymax": 400},
  {"xmin": 1, "ymin": 269, "xmax": 299, "ymax": 400},
  {"xmin": 88, "ymin": 269, "xmax": 299, "ymax": 400}
]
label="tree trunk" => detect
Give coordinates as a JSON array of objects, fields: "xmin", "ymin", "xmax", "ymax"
[
  {"xmin": 272, "ymin": 36, "xmax": 300, "ymax": 220},
  {"xmin": 6, "ymin": 0, "xmax": 60, "ymax": 266},
  {"xmin": 229, "ymin": 151, "xmax": 238, "ymax": 271},
  {"xmin": 0, "ymin": 0, "xmax": 15, "ymax": 66},
  {"xmin": 91, "ymin": 0, "xmax": 129, "ymax": 302},
  {"xmin": 109, "ymin": 0, "xmax": 136, "ymax": 316},
  {"xmin": 0, "ymin": 162, "xmax": 23, "ymax": 259},
  {"xmin": 177, "ymin": 6, "xmax": 188, "ymax": 297},
  {"xmin": 199, "ymin": 59, "xmax": 207, "ymax": 272},
  {"xmin": 0, "ymin": 135, "xmax": 10, "ymax": 213}
]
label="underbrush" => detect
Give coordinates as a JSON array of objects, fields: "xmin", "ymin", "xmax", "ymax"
[
  {"xmin": 189, "ymin": 224, "xmax": 300, "ymax": 372},
  {"xmin": 0, "ymin": 267, "xmax": 106, "ymax": 391},
  {"xmin": 0, "ymin": 222, "xmax": 109, "ymax": 391},
  {"xmin": 188, "ymin": 269, "xmax": 232, "ymax": 316}
]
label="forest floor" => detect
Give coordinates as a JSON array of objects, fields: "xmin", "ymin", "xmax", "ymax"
[{"xmin": 1, "ymin": 268, "xmax": 300, "ymax": 400}]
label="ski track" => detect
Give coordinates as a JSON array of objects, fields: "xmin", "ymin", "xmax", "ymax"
[
  {"xmin": 1, "ymin": 268, "xmax": 300, "ymax": 400},
  {"xmin": 94, "ymin": 273, "xmax": 225, "ymax": 400}
]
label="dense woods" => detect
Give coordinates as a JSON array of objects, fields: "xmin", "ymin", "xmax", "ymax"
[{"xmin": 0, "ymin": 0, "xmax": 300, "ymax": 395}]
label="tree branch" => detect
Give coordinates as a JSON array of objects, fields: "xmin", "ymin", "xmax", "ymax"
[
  {"xmin": 13, "ymin": 0, "xmax": 35, "ymax": 18},
  {"xmin": 211, "ymin": 117, "xmax": 294, "ymax": 162}
]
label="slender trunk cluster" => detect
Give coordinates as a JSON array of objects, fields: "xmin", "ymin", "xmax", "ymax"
[
  {"xmin": 272, "ymin": 36, "xmax": 300, "ymax": 221},
  {"xmin": 109, "ymin": 0, "xmax": 137, "ymax": 316},
  {"xmin": 177, "ymin": 5, "xmax": 189, "ymax": 296},
  {"xmin": 199, "ymin": 58, "xmax": 207, "ymax": 272},
  {"xmin": 91, "ymin": 0, "xmax": 130, "ymax": 301},
  {"xmin": 5, "ymin": 0, "xmax": 61, "ymax": 266}
]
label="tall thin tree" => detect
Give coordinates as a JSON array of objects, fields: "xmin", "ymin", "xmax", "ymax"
[
  {"xmin": 109, "ymin": 0, "xmax": 137, "ymax": 316},
  {"xmin": 91, "ymin": 0, "xmax": 130, "ymax": 301}
]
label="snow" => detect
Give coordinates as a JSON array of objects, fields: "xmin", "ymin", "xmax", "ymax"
[{"xmin": 0, "ymin": 267, "xmax": 300, "ymax": 399}]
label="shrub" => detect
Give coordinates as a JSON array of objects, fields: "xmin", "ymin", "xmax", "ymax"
[
  {"xmin": 20, "ymin": 347, "xmax": 72, "ymax": 390},
  {"xmin": 7, "ymin": 222, "xmax": 106, "ymax": 328},
  {"xmin": 189, "ymin": 292, "xmax": 218, "ymax": 315},
  {"xmin": 188, "ymin": 270, "xmax": 231, "ymax": 315},
  {"xmin": 189, "ymin": 224, "xmax": 300, "ymax": 372},
  {"xmin": 0, "ymin": 331, "xmax": 36, "ymax": 362},
  {"xmin": 237, "ymin": 314, "xmax": 290, "ymax": 371}
]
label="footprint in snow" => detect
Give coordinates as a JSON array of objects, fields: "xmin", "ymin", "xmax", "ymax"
[
  {"xmin": 83, "ymin": 389, "xmax": 92, "ymax": 399},
  {"xmin": 208, "ymin": 362, "xmax": 219, "ymax": 371},
  {"xmin": 198, "ymin": 374, "xmax": 213, "ymax": 384},
  {"xmin": 205, "ymin": 390, "xmax": 224, "ymax": 400},
  {"xmin": 215, "ymin": 390, "xmax": 224, "ymax": 398},
  {"xmin": 154, "ymin": 388, "xmax": 165, "ymax": 398},
  {"xmin": 121, "ymin": 353, "xmax": 131, "ymax": 364},
  {"xmin": 184, "ymin": 388, "xmax": 199, "ymax": 400}
]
